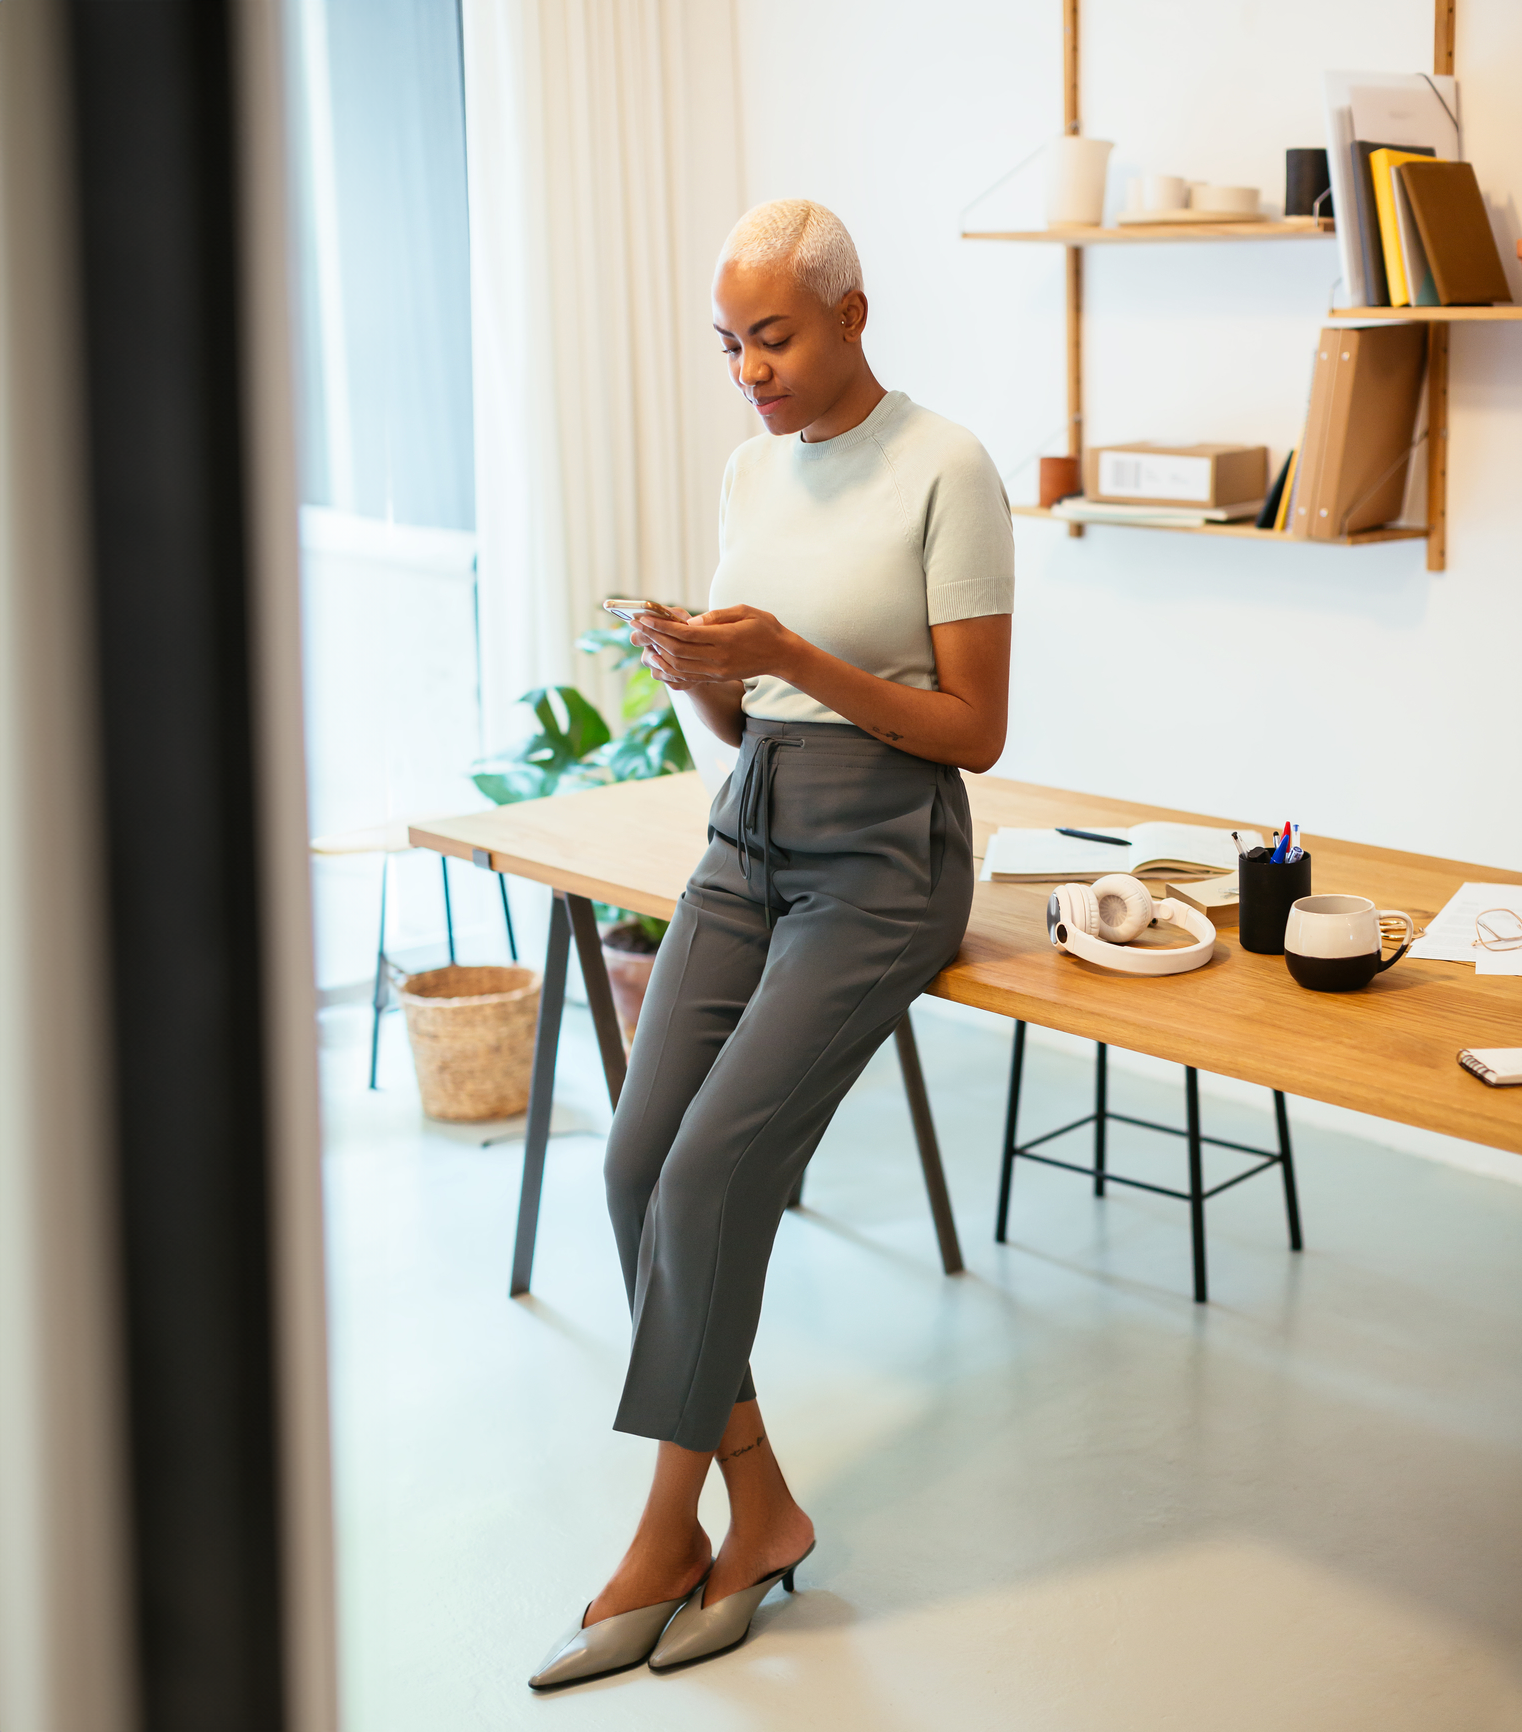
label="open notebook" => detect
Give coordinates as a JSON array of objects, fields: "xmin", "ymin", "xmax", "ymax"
[{"xmin": 986, "ymin": 823, "xmax": 1261, "ymax": 883}]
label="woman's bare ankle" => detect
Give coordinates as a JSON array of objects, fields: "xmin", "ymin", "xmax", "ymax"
[{"xmin": 585, "ymin": 1522, "xmax": 711, "ymax": 1625}]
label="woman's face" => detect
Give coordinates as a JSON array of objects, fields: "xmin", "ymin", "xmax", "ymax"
[{"xmin": 712, "ymin": 259, "xmax": 868, "ymax": 439}]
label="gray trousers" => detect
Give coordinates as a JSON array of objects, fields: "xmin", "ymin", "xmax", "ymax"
[{"xmin": 604, "ymin": 718, "xmax": 974, "ymax": 1451}]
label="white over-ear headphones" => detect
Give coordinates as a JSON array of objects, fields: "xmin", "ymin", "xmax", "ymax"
[{"xmin": 1046, "ymin": 873, "xmax": 1216, "ymax": 976}]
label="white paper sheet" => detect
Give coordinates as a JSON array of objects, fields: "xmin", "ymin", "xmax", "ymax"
[
  {"xmin": 1407, "ymin": 882, "xmax": 1522, "ymax": 964},
  {"xmin": 1475, "ymin": 947, "xmax": 1522, "ymax": 977}
]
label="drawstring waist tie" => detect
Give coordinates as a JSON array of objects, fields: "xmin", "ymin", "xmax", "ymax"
[{"xmin": 736, "ymin": 734, "xmax": 804, "ymax": 925}]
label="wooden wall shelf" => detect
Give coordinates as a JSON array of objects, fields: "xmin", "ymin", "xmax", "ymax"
[
  {"xmin": 1330, "ymin": 304, "xmax": 1522, "ymax": 321},
  {"xmin": 972, "ymin": 0, "xmax": 1489, "ymax": 571},
  {"xmin": 965, "ymin": 219, "xmax": 1334, "ymax": 245},
  {"xmin": 1010, "ymin": 505, "xmax": 1427, "ymax": 547}
]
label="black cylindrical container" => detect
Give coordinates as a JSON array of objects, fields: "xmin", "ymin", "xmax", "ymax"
[
  {"xmin": 1238, "ymin": 851, "xmax": 1313, "ymax": 954},
  {"xmin": 1286, "ymin": 148, "xmax": 1331, "ymax": 218}
]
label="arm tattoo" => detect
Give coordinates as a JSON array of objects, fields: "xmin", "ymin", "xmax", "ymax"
[{"xmin": 868, "ymin": 724, "xmax": 904, "ymax": 742}]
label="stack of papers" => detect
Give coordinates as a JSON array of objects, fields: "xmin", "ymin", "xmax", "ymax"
[
  {"xmin": 983, "ymin": 823, "xmax": 1260, "ymax": 883},
  {"xmin": 1408, "ymin": 883, "xmax": 1522, "ymax": 975}
]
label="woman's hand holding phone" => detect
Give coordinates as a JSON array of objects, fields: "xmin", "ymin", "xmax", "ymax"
[
  {"xmin": 625, "ymin": 605, "xmax": 708, "ymax": 691},
  {"xmin": 638, "ymin": 605, "xmax": 796, "ymax": 686}
]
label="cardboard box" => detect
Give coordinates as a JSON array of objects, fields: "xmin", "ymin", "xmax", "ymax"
[{"xmin": 1084, "ymin": 443, "xmax": 1268, "ymax": 509}]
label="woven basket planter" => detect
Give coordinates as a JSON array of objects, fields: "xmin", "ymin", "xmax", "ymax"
[{"xmin": 397, "ymin": 964, "xmax": 541, "ymax": 1122}]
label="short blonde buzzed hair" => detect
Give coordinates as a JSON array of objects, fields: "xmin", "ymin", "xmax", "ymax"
[{"xmin": 717, "ymin": 199, "xmax": 863, "ymax": 309}]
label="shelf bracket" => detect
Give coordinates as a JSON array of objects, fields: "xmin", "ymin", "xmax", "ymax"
[{"xmin": 1435, "ymin": 0, "xmax": 1456, "ymax": 77}]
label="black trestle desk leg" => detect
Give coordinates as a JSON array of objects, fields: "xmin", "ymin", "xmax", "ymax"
[
  {"xmin": 1186, "ymin": 1066, "xmax": 1207, "ymax": 1303},
  {"xmin": 564, "ymin": 893, "xmax": 627, "ymax": 1109},
  {"xmin": 1274, "ymin": 1089, "xmax": 1304, "ymax": 1252},
  {"xmin": 511, "ymin": 893, "xmax": 572, "ymax": 1296},
  {"xmin": 996, "ymin": 1020, "xmax": 1026, "ymax": 1244},
  {"xmin": 894, "ymin": 1012, "xmax": 964, "ymax": 1275},
  {"xmin": 1094, "ymin": 1042, "xmax": 1108, "ymax": 1197},
  {"xmin": 441, "ymin": 853, "xmax": 456, "ymax": 963}
]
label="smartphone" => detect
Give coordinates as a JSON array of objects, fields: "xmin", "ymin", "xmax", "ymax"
[{"xmin": 603, "ymin": 598, "xmax": 680, "ymax": 625}]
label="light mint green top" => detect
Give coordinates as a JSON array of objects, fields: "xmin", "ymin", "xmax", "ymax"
[{"xmin": 708, "ymin": 390, "xmax": 1014, "ymax": 726}]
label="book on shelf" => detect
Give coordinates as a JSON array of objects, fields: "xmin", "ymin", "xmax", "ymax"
[
  {"xmin": 1323, "ymin": 71, "xmax": 1458, "ymax": 307},
  {"xmin": 985, "ymin": 824, "xmax": 1263, "ymax": 884},
  {"xmin": 1272, "ymin": 448, "xmax": 1299, "ymax": 533},
  {"xmin": 1290, "ymin": 325, "xmax": 1426, "ymax": 541},
  {"xmin": 1384, "ymin": 152, "xmax": 1441, "ymax": 306},
  {"xmin": 1256, "ymin": 450, "xmax": 1294, "ymax": 530},
  {"xmin": 1365, "ymin": 144, "xmax": 1434, "ymax": 306},
  {"xmin": 1288, "ymin": 332, "xmax": 1340, "ymax": 538},
  {"xmin": 1352, "ymin": 141, "xmax": 1430, "ymax": 306},
  {"xmin": 1398, "ymin": 160, "xmax": 1514, "ymax": 306}
]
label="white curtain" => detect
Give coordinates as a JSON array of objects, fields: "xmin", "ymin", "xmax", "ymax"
[{"xmin": 462, "ymin": 0, "xmax": 752, "ymax": 744}]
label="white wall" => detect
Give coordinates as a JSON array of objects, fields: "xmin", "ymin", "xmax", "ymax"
[
  {"xmin": 732, "ymin": 0, "xmax": 1522, "ymax": 1169},
  {"xmin": 733, "ymin": 0, "xmax": 1522, "ymax": 869}
]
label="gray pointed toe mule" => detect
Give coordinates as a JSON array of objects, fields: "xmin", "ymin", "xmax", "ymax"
[
  {"xmin": 647, "ymin": 1541, "xmax": 815, "ymax": 1673},
  {"xmin": 528, "ymin": 1579, "xmax": 706, "ymax": 1691}
]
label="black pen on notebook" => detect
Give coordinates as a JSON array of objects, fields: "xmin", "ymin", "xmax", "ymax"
[{"xmin": 1055, "ymin": 827, "xmax": 1130, "ymax": 847}]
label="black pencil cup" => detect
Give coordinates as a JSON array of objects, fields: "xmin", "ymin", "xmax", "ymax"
[{"xmin": 1238, "ymin": 851, "xmax": 1312, "ymax": 954}]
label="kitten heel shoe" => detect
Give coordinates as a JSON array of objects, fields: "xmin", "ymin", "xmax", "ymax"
[
  {"xmin": 647, "ymin": 1541, "xmax": 815, "ymax": 1673},
  {"xmin": 528, "ymin": 1569, "xmax": 710, "ymax": 1691}
]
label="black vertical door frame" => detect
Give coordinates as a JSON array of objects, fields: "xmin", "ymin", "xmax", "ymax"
[{"xmin": 65, "ymin": 2, "xmax": 286, "ymax": 1726}]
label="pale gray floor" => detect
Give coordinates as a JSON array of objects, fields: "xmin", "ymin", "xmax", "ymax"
[{"xmin": 324, "ymin": 995, "xmax": 1522, "ymax": 1732}]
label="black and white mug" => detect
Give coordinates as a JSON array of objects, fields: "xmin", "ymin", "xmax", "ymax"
[{"xmin": 1283, "ymin": 895, "xmax": 1415, "ymax": 992}]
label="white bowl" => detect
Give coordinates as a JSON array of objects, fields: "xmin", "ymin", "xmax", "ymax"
[{"xmin": 1188, "ymin": 184, "xmax": 1260, "ymax": 215}]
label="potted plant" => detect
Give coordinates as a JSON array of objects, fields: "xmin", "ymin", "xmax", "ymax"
[{"xmin": 470, "ymin": 615, "xmax": 692, "ymax": 1042}]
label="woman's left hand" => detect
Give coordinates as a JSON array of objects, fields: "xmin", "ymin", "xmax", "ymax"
[{"xmin": 640, "ymin": 605, "xmax": 797, "ymax": 684}]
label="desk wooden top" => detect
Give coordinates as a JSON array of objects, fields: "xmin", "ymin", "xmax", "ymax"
[{"xmin": 412, "ymin": 774, "xmax": 1522, "ymax": 1155}]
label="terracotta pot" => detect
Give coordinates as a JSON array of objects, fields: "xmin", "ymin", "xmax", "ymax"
[{"xmin": 602, "ymin": 944, "xmax": 657, "ymax": 1046}]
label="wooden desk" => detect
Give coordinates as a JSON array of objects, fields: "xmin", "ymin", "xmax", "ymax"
[
  {"xmin": 411, "ymin": 777, "xmax": 964, "ymax": 1293},
  {"xmin": 414, "ymin": 774, "xmax": 1522, "ymax": 1285}
]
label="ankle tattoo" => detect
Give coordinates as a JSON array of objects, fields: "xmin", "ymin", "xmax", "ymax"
[{"xmin": 717, "ymin": 1431, "xmax": 765, "ymax": 1465}]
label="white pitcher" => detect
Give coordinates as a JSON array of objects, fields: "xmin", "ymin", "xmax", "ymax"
[{"xmin": 1045, "ymin": 136, "xmax": 1114, "ymax": 226}]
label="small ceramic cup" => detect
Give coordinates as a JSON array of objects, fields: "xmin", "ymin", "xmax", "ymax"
[
  {"xmin": 1283, "ymin": 895, "xmax": 1415, "ymax": 992},
  {"xmin": 1142, "ymin": 174, "xmax": 1188, "ymax": 212}
]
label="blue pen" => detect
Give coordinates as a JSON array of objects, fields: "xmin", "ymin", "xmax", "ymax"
[
  {"xmin": 1286, "ymin": 822, "xmax": 1303, "ymax": 864},
  {"xmin": 1269, "ymin": 822, "xmax": 1290, "ymax": 865}
]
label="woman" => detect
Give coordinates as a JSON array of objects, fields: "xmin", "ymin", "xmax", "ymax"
[{"xmin": 530, "ymin": 199, "xmax": 1013, "ymax": 1688}]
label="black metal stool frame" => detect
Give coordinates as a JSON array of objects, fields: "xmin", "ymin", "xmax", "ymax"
[{"xmin": 995, "ymin": 1022, "xmax": 1303, "ymax": 1302}]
